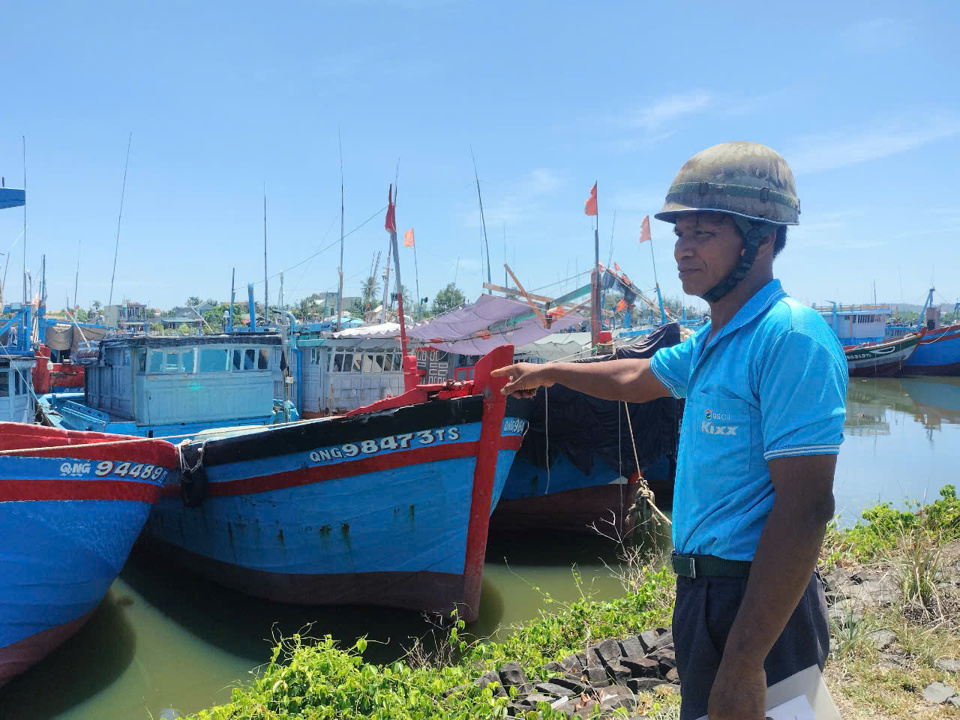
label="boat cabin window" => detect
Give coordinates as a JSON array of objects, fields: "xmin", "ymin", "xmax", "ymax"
[
  {"xmin": 149, "ymin": 351, "xmax": 163, "ymax": 373},
  {"xmin": 230, "ymin": 347, "xmax": 270, "ymax": 372},
  {"xmin": 383, "ymin": 354, "xmax": 394, "ymax": 372},
  {"xmin": 309, "ymin": 348, "xmax": 322, "ymax": 365},
  {"xmin": 181, "ymin": 349, "xmax": 195, "ymax": 373},
  {"xmin": 199, "ymin": 348, "xmax": 228, "ymax": 372},
  {"xmin": 163, "ymin": 351, "xmax": 181, "ymax": 373},
  {"xmin": 14, "ymin": 370, "xmax": 26, "ymax": 395},
  {"xmin": 333, "ymin": 352, "xmax": 352, "ymax": 372},
  {"xmin": 0, "ymin": 371, "xmax": 7, "ymax": 397},
  {"xmin": 138, "ymin": 350, "xmax": 147, "ymax": 373}
]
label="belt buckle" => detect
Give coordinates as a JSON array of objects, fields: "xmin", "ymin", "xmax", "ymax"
[{"xmin": 674, "ymin": 555, "xmax": 696, "ymax": 579}]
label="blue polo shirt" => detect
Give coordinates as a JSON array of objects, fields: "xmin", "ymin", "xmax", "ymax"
[{"xmin": 650, "ymin": 279, "xmax": 848, "ymax": 561}]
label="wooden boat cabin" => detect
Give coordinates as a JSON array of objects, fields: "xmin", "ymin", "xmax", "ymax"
[
  {"xmin": 294, "ymin": 331, "xmax": 407, "ymax": 417},
  {"xmin": 40, "ymin": 334, "xmax": 292, "ymax": 436}
]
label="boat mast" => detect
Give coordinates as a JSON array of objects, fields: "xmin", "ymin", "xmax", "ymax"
[
  {"xmin": 336, "ymin": 129, "xmax": 345, "ymax": 332},
  {"xmin": 263, "ymin": 186, "xmax": 269, "ymax": 329},
  {"xmin": 591, "ymin": 182, "xmax": 600, "ymax": 349},
  {"xmin": 471, "ymin": 148, "xmax": 492, "ymax": 294},
  {"xmin": 21, "ymin": 136, "xmax": 26, "ymax": 305},
  {"xmin": 107, "ymin": 132, "xmax": 132, "ymax": 309},
  {"xmin": 385, "ymin": 184, "xmax": 411, "ymax": 387}
]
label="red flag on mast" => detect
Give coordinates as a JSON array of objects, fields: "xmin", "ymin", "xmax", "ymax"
[
  {"xmin": 403, "ymin": 228, "xmax": 414, "ymax": 247},
  {"xmin": 584, "ymin": 182, "xmax": 598, "ymax": 216},
  {"xmin": 384, "ymin": 184, "xmax": 397, "ymax": 233},
  {"xmin": 638, "ymin": 215, "xmax": 651, "ymax": 243}
]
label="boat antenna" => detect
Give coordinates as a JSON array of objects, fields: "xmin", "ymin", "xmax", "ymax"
[
  {"xmin": 606, "ymin": 209, "xmax": 617, "ymax": 268},
  {"xmin": 470, "ymin": 147, "xmax": 493, "ymax": 293},
  {"xmin": 107, "ymin": 132, "xmax": 132, "ymax": 309},
  {"xmin": 72, "ymin": 238, "xmax": 81, "ymax": 313},
  {"xmin": 263, "ymin": 184, "xmax": 269, "ymax": 329},
  {"xmin": 336, "ymin": 128, "xmax": 345, "ymax": 332},
  {"xmin": 228, "ymin": 267, "xmax": 235, "ymax": 332}
]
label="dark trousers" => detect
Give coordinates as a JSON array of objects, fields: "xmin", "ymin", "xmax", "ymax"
[{"xmin": 672, "ymin": 572, "xmax": 830, "ymax": 720}]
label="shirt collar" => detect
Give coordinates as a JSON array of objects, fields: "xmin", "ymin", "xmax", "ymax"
[{"xmin": 696, "ymin": 279, "xmax": 787, "ymax": 359}]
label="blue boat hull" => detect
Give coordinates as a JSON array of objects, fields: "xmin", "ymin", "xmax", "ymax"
[
  {"xmin": 494, "ymin": 454, "xmax": 674, "ymax": 535},
  {"xmin": 903, "ymin": 324, "xmax": 960, "ymax": 376},
  {"xmin": 0, "ymin": 426, "xmax": 175, "ymax": 685},
  {"xmin": 142, "ymin": 351, "xmax": 528, "ymax": 621}
]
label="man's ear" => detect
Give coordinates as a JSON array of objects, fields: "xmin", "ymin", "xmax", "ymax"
[{"xmin": 756, "ymin": 230, "xmax": 777, "ymax": 259}]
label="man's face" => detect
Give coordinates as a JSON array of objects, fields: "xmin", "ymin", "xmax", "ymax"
[{"xmin": 673, "ymin": 213, "xmax": 743, "ymax": 298}]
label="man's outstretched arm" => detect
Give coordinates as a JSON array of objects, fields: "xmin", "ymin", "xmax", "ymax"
[{"xmin": 490, "ymin": 359, "xmax": 671, "ymax": 403}]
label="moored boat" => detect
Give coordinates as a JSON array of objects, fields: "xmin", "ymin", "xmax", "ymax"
[
  {"xmin": 845, "ymin": 333, "xmax": 921, "ymax": 377},
  {"xmin": 141, "ymin": 346, "xmax": 527, "ymax": 622},
  {"xmin": 903, "ymin": 323, "xmax": 960, "ymax": 376},
  {"xmin": 0, "ymin": 424, "xmax": 177, "ymax": 686},
  {"xmin": 492, "ymin": 322, "xmax": 681, "ymax": 535}
]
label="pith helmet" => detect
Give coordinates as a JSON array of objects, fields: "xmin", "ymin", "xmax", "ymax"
[{"xmin": 655, "ymin": 141, "xmax": 800, "ymax": 226}]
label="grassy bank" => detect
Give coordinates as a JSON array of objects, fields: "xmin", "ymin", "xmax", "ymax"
[{"xmin": 190, "ymin": 487, "xmax": 960, "ymax": 720}]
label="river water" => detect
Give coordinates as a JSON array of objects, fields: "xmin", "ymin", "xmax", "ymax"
[{"xmin": 3, "ymin": 377, "xmax": 958, "ymax": 720}]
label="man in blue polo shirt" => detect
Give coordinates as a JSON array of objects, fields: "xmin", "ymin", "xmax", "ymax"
[{"xmin": 492, "ymin": 142, "xmax": 847, "ymax": 719}]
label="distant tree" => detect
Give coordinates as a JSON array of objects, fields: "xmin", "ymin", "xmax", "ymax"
[
  {"xmin": 149, "ymin": 322, "xmax": 163, "ymax": 334},
  {"xmin": 91, "ymin": 300, "xmax": 102, "ymax": 312},
  {"xmin": 176, "ymin": 323, "xmax": 193, "ymax": 336},
  {"xmin": 186, "ymin": 296, "xmax": 202, "ymax": 307},
  {"xmin": 431, "ymin": 283, "xmax": 466, "ymax": 315},
  {"xmin": 360, "ymin": 276, "xmax": 380, "ymax": 311},
  {"xmin": 203, "ymin": 304, "xmax": 228, "ymax": 334}
]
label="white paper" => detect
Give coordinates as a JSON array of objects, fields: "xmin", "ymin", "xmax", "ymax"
[
  {"xmin": 694, "ymin": 665, "xmax": 840, "ymax": 720},
  {"xmin": 766, "ymin": 694, "xmax": 817, "ymax": 720}
]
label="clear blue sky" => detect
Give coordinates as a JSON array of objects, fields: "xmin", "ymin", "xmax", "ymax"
[{"xmin": 2, "ymin": 1, "xmax": 958, "ymax": 314}]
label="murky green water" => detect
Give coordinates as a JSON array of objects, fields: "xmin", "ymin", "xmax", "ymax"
[{"xmin": 3, "ymin": 378, "xmax": 958, "ymax": 719}]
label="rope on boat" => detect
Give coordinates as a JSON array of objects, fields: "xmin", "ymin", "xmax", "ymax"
[{"xmin": 611, "ymin": 344, "xmax": 672, "ymax": 527}]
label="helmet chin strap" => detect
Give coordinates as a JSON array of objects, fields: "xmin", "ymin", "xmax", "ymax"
[{"xmin": 701, "ymin": 218, "xmax": 777, "ymax": 304}]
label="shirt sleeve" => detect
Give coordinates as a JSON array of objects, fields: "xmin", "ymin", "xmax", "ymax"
[
  {"xmin": 649, "ymin": 336, "xmax": 696, "ymax": 399},
  {"xmin": 759, "ymin": 330, "xmax": 848, "ymax": 461}
]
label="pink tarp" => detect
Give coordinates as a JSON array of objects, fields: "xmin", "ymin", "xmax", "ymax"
[{"xmin": 408, "ymin": 294, "xmax": 586, "ymax": 355}]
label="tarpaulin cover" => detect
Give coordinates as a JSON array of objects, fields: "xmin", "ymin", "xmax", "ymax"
[
  {"xmin": 340, "ymin": 295, "xmax": 587, "ymax": 354},
  {"xmin": 45, "ymin": 324, "xmax": 74, "ymax": 352},
  {"xmin": 408, "ymin": 294, "xmax": 586, "ymax": 355},
  {"xmin": 516, "ymin": 322, "xmax": 682, "ymax": 478}
]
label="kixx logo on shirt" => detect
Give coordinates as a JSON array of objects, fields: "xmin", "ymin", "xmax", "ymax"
[{"xmin": 701, "ymin": 409, "xmax": 738, "ymax": 436}]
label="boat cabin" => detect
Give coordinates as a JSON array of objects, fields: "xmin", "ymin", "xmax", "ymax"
[
  {"xmin": 295, "ymin": 333, "xmax": 407, "ymax": 417},
  {"xmin": 46, "ymin": 334, "xmax": 288, "ymax": 435},
  {"xmin": 816, "ymin": 304, "xmax": 892, "ymax": 346}
]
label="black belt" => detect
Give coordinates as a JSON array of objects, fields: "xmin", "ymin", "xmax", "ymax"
[{"xmin": 671, "ymin": 553, "xmax": 752, "ymax": 579}]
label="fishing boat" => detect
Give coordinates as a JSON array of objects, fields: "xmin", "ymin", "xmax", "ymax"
[
  {"xmin": 844, "ymin": 333, "xmax": 921, "ymax": 378},
  {"xmin": 141, "ymin": 345, "xmax": 527, "ymax": 621},
  {"xmin": 492, "ymin": 323, "xmax": 681, "ymax": 535},
  {"xmin": 0, "ymin": 423, "xmax": 177, "ymax": 685},
  {"xmin": 900, "ymin": 291, "xmax": 960, "ymax": 376}
]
